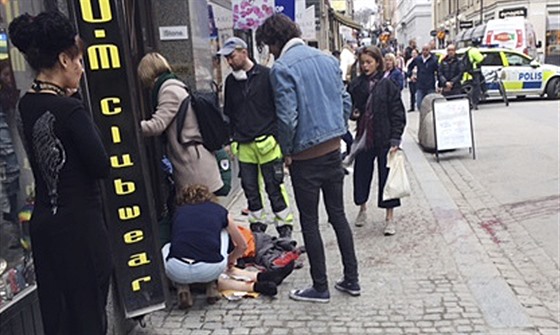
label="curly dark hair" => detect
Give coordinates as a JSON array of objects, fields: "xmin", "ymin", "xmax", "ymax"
[
  {"xmin": 8, "ymin": 11, "xmax": 82, "ymax": 72},
  {"xmin": 359, "ymin": 46, "xmax": 384, "ymax": 72},
  {"xmin": 177, "ymin": 184, "xmax": 217, "ymax": 205},
  {"xmin": 255, "ymin": 13, "xmax": 301, "ymax": 51}
]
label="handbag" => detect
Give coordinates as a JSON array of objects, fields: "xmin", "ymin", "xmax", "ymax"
[{"xmin": 382, "ymin": 150, "xmax": 411, "ymax": 201}]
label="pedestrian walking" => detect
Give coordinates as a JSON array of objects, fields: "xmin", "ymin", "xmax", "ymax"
[
  {"xmin": 438, "ymin": 44, "xmax": 463, "ymax": 96},
  {"xmin": 407, "ymin": 44, "xmax": 438, "ymax": 110},
  {"xmin": 404, "ymin": 39, "xmax": 417, "ymax": 63},
  {"xmin": 256, "ymin": 13, "xmax": 360, "ymax": 303},
  {"xmin": 137, "ymin": 53, "xmax": 224, "ymax": 195},
  {"xmin": 218, "ymin": 37, "xmax": 293, "ymax": 238},
  {"xmin": 9, "ymin": 11, "xmax": 113, "ymax": 334},
  {"xmin": 405, "ymin": 49, "xmax": 419, "ymax": 112},
  {"xmin": 384, "ymin": 53, "xmax": 405, "ymax": 91},
  {"xmin": 347, "ymin": 46, "xmax": 406, "ymax": 235}
]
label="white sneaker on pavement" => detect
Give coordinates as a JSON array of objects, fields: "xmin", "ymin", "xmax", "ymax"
[
  {"xmin": 384, "ymin": 220, "xmax": 396, "ymax": 236},
  {"xmin": 354, "ymin": 210, "xmax": 367, "ymax": 227}
]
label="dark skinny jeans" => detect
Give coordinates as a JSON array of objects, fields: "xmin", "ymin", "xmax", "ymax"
[{"xmin": 289, "ymin": 150, "xmax": 359, "ymax": 292}]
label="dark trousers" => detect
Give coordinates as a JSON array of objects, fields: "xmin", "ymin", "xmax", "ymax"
[
  {"xmin": 239, "ymin": 159, "xmax": 287, "ymax": 213},
  {"xmin": 416, "ymin": 88, "xmax": 435, "ymax": 111},
  {"xmin": 290, "ymin": 150, "xmax": 359, "ymax": 292},
  {"xmin": 341, "ymin": 131, "xmax": 353, "ymax": 154},
  {"xmin": 471, "ymin": 72, "xmax": 483, "ymax": 107},
  {"xmin": 408, "ymin": 81, "xmax": 417, "ymax": 110},
  {"xmin": 32, "ymin": 220, "xmax": 112, "ymax": 335},
  {"xmin": 353, "ymin": 147, "xmax": 401, "ymax": 209}
]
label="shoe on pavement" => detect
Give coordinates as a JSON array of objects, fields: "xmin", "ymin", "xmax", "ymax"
[
  {"xmin": 384, "ymin": 220, "xmax": 396, "ymax": 236},
  {"xmin": 289, "ymin": 287, "xmax": 330, "ymax": 303},
  {"xmin": 277, "ymin": 224, "xmax": 293, "ymax": 239},
  {"xmin": 407, "ymin": 109, "xmax": 415, "ymax": 113},
  {"xmin": 335, "ymin": 279, "xmax": 361, "ymax": 296},
  {"xmin": 177, "ymin": 284, "xmax": 193, "ymax": 309},
  {"xmin": 354, "ymin": 210, "xmax": 367, "ymax": 227}
]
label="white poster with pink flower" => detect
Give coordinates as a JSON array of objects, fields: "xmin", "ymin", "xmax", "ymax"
[{"xmin": 232, "ymin": 0, "xmax": 275, "ymax": 30}]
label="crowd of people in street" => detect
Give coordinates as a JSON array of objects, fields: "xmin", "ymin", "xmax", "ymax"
[{"xmin": 5, "ymin": 7, "xmax": 489, "ymax": 334}]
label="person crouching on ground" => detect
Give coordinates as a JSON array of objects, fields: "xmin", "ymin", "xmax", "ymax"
[
  {"xmin": 347, "ymin": 46, "xmax": 406, "ymax": 235},
  {"xmin": 162, "ymin": 184, "xmax": 290, "ymax": 309}
]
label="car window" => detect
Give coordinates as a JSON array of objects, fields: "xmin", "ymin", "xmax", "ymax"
[
  {"xmin": 505, "ymin": 52, "xmax": 531, "ymax": 66},
  {"xmin": 481, "ymin": 53, "xmax": 503, "ymax": 66}
]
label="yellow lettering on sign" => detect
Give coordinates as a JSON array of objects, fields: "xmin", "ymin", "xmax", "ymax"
[
  {"xmin": 80, "ymin": 0, "xmax": 112, "ymax": 23},
  {"xmin": 114, "ymin": 179, "xmax": 136, "ymax": 195},
  {"xmin": 128, "ymin": 253, "xmax": 151, "ymax": 267},
  {"xmin": 110, "ymin": 154, "xmax": 134, "ymax": 168},
  {"xmin": 123, "ymin": 230, "xmax": 144, "ymax": 244},
  {"xmin": 131, "ymin": 276, "xmax": 151, "ymax": 292},
  {"xmin": 118, "ymin": 206, "xmax": 141, "ymax": 220},
  {"xmin": 88, "ymin": 44, "xmax": 121, "ymax": 70},
  {"xmin": 101, "ymin": 97, "xmax": 122, "ymax": 116},
  {"xmin": 111, "ymin": 126, "xmax": 121, "ymax": 143}
]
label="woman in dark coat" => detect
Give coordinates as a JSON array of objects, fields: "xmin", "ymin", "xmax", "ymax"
[
  {"xmin": 348, "ymin": 46, "xmax": 406, "ymax": 235},
  {"xmin": 9, "ymin": 12, "xmax": 112, "ymax": 334}
]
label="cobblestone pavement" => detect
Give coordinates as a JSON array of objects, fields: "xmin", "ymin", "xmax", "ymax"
[{"xmin": 131, "ymin": 128, "xmax": 558, "ymax": 334}]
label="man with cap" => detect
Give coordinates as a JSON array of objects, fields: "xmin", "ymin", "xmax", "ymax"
[{"xmin": 218, "ymin": 37, "xmax": 293, "ymax": 238}]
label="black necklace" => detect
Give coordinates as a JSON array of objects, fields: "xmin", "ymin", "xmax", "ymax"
[{"xmin": 31, "ymin": 79, "xmax": 66, "ymax": 96}]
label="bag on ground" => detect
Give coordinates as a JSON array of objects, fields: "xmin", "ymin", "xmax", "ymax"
[{"xmin": 383, "ymin": 150, "xmax": 411, "ymax": 200}]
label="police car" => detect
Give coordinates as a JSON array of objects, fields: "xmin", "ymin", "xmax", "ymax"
[{"xmin": 435, "ymin": 47, "xmax": 560, "ymax": 100}]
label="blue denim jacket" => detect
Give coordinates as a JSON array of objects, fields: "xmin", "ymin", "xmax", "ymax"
[{"xmin": 270, "ymin": 41, "xmax": 351, "ymax": 155}]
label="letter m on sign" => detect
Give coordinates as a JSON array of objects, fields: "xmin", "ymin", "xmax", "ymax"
[{"xmin": 88, "ymin": 44, "xmax": 121, "ymax": 70}]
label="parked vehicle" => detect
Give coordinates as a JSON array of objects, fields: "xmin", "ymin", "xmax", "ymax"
[
  {"xmin": 483, "ymin": 17, "xmax": 541, "ymax": 59},
  {"xmin": 434, "ymin": 47, "xmax": 560, "ymax": 100}
]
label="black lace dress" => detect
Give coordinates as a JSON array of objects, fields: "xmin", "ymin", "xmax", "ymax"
[{"xmin": 18, "ymin": 92, "xmax": 113, "ymax": 335}]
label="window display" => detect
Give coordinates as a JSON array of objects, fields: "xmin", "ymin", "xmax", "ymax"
[{"xmin": 0, "ymin": 3, "xmax": 40, "ymax": 310}]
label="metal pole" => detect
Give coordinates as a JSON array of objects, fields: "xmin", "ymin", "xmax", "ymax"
[
  {"xmin": 480, "ymin": 0, "xmax": 483, "ymax": 24},
  {"xmin": 455, "ymin": 0, "xmax": 459, "ymax": 36}
]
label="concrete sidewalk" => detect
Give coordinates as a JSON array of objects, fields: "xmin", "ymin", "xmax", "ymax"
[{"xmin": 132, "ymin": 119, "xmax": 555, "ymax": 334}]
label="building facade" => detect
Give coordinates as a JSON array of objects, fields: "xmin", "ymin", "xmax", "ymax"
[
  {"xmin": 433, "ymin": 0, "xmax": 559, "ymax": 62},
  {"xmin": 395, "ymin": 0, "xmax": 433, "ymax": 49}
]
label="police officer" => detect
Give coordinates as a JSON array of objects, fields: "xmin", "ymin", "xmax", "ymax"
[{"xmin": 463, "ymin": 38, "xmax": 486, "ymax": 109}]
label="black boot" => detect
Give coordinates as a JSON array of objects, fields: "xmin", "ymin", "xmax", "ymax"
[
  {"xmin": 276, "ymin": 224, "xmax": 292, "ymax": 239},
  {"xmin": 250, "ymin": 222, "xmax": 267, "ymax": 233}
]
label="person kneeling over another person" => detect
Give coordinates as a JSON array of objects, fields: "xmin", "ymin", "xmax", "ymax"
[{"xmin": 162, "ymin": 185, "xmax": 292, "ymax": 309}]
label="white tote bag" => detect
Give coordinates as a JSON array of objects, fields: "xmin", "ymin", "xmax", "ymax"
[{"xmin": 382, "ymin": 150, "xmax": 411, "ymax": 200}]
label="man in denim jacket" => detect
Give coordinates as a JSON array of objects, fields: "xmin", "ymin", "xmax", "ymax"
[{"xmin": 256, "ymin": 14, "xmax": 360, "ymax": 303}]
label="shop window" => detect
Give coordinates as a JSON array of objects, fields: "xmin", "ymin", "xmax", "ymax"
[{"xmin": 0, "ymin": 2, "xmax": 42, "ymax": 311}]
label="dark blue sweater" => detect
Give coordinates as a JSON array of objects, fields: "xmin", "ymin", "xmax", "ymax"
[{"xmin": 407, "ymin": 54, "xmax": 439, "ymax": 91}]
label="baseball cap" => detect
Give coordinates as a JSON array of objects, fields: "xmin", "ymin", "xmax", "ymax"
[{"xmin": 217, "ymin": 37, "xmax": 247, "ymax": 56}]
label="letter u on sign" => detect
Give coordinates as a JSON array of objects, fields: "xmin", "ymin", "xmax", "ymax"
[{"xmin": 80, "ymin": 0, "xmax": 112, "ymax": 23}]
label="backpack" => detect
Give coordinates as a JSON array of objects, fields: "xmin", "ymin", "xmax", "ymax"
[{"xmin": 175, "ymin": 84, "xmax": 229, "ymax": 152}]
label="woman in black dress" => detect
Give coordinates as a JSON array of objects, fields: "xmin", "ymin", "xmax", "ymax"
[{"xmin": 9, "ymin": 11, "xmax": 112, "ymax": 334}]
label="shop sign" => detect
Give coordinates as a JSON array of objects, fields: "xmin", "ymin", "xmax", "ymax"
[
  {"xmin": 73, "ymin": 0, "xmax": 165, "ymax": 318},
  {"xmin": 275, "ymin": 0, "xmax": 295, "ymax": 21},
  {"xmin": 499, "ymin": 7, "xmax": 527, "ymax": 19},
  {"xmin": 159, "ymin": 26, "xmax": 189, "ymax": 41},
  {"xmin": 459, "ymin": 20, "xmax": 474, "ymax": 29}
]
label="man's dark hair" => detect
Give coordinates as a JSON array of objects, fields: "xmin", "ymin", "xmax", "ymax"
[
  {"xmin": 255, "ymin": 14, "xmax": 301, "ymax": 51},
  {"xmin": 332, "ymin": 50, "xmax": 341, "ymax": 58}
]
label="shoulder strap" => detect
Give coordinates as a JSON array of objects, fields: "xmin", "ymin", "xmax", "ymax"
[{"xmin": 175, "ymin": 87, "xmax": 191, "ymax": 144}]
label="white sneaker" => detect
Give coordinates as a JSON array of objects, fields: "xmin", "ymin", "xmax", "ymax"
[
  {"xmin": 384, "ymin": 220, "xmax": 396, "ymax": 236},
  {"xmin": 354, "ymin": 210, "xmax": 367, "ymax": 227}
]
